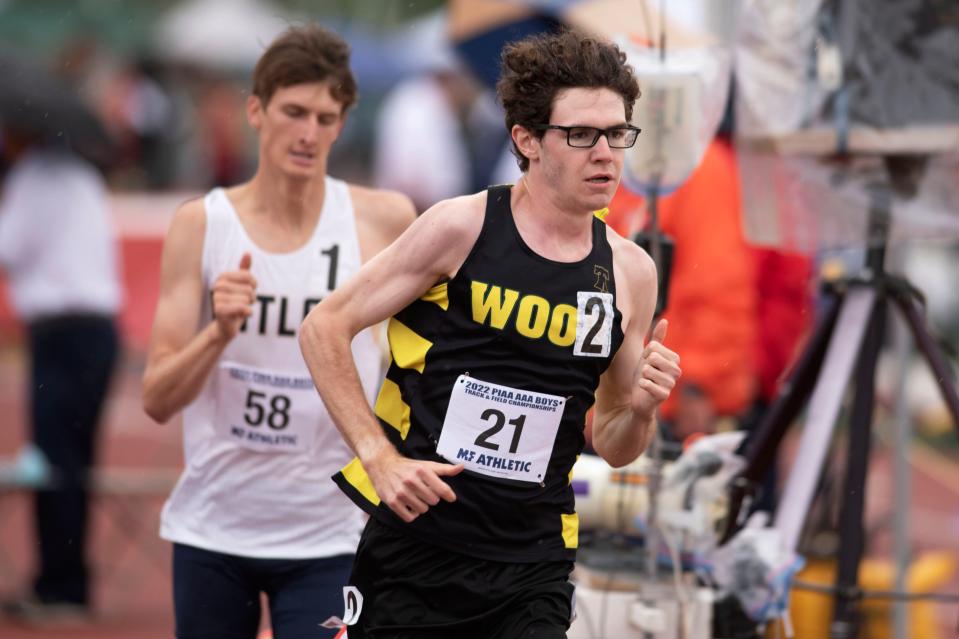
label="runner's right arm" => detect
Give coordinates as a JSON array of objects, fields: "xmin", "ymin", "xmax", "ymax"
[
  {"xmin": 142, "ymin": 199, "xmax": 256, "ymax": 424},
  {"xmin": 299, "ymin": 194, "xmax": 483, "ymax": 522}
]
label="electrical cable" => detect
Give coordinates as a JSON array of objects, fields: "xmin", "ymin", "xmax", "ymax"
[{"xmin": 791, "ymin": 579, "xmax": 959, "ymax": 603}]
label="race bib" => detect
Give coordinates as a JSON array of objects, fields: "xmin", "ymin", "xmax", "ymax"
[
  {"xmin": 436, "ymin": 375, "xmax": 565, "ymax": 483},
  {"xmin": 216, "ymin": 361, "xmax": 322, "ymax": 454}
]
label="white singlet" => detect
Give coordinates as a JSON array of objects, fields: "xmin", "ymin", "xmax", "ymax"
[{"xmin": 160, "ymin": 178, "xmax": 379, "ymax": 559}]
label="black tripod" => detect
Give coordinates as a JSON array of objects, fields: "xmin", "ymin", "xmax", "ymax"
[{"xmin": 720, "ymin": 155, "xmax": 959, "ymax": 638}]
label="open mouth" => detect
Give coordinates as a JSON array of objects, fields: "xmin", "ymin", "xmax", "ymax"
[
  {"xmin": 587, "ymin": 176, "xmax": 612, "ymax": 184},
  {"xmin": 290, "ymin": 150, "xmax": 315, "ymax": 161}
]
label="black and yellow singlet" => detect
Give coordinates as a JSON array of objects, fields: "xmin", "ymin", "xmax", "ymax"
[{"xmin": 334, "ymin": 184, "xmax": 625, "ymax": 562}]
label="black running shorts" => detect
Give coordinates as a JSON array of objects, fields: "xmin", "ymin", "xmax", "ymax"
[{"xmin": 346, "ymin": 518, "xmax": 575, "ymax": 639}]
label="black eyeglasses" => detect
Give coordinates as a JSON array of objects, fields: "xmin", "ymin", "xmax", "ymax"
[{"xmin": 533, "ymin": 124, "xmax": 641, "ymax": 149}]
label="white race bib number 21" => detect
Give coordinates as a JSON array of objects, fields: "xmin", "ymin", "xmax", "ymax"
[{"xmin": 436, "ymin": 375, "xmax": 565, "ymax": 483}]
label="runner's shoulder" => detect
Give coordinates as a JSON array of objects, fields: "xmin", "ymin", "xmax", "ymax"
[
  {"xmin": 417, "ymin": 190, "xmax": 487, "ymax": 245},
  {"xmin": 605, "ymin": 227, "xmax": 655, "ymax": 287},
  {"xmin": 349, "ymin": 184, "xmax": 416, "ymax": 240},
  {"xmin": 166, "ymin": 194, "xmax": 208, "ymax": 242}
]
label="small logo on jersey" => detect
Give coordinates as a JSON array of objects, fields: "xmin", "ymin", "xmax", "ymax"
[{"xmin": 592, "ymin": 265, "xmax": 610, "ymax": 293}]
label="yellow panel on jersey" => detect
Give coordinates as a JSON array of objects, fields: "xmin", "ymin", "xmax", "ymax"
[
  {"xmin": 387, "ymin": 318, "xmax": 432, "ymax": 373},
  {"xmin": 374, "ymin": 377, "xmax": 411, "ymax": 439},
  {"xmin": 561, "ymin": 439, "xmax": 581, "ymax": 551},
  {"xmin": 341, "ymin": 457, "xmax": 381, "ymax": 506},
  {"xmin": 420, "ymin": 282, "xmax": 449, "ymax": 310},
  {"xmin": 593, "ymin": 207, "xmax": 610, "ymax": 222},
  {"xmin": 561, "ymin": 512, "xmax": 579, "ymax": 549}
]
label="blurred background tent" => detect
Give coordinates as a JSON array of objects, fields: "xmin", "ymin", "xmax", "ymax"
[{"xmin": 153, "ymin": 0, "xmax": 298, "ymax": 72}]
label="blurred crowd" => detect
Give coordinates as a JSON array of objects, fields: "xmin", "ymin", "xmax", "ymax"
[
  {"xmin": 10, "ymin": 34, "xmax": 279, "ymax": 191},
  {"xmin": 0, "ymin": 1, "xmax": 504, "ymax": 196}
]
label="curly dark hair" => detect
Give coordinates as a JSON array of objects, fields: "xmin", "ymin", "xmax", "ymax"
[
  {"xmin": 497, "ymin": 29, "xmax": 640, "ymax": 172},
  {"xmin": 252, "ymin": 24, "xmax": 357, "ymax": 112}
]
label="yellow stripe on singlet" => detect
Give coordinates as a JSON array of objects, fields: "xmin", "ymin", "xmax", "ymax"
[
  {"xmin": 341, "ymin": 457, "xmax": 381, "ymax": 506},
  {"xmin": 561, "ymin": 512, "xmax": 579, "ymax": 549},
  {"xmin": 562, "ymin": 458, "xmax": 580, "ymax": 548},
  {"xmin": 420, "ymin": 282, "xmax": 449, "ymax": 310},
  {"xmin": 374, "ymin": 377, "xmax": 411, "ymax": 439},
  {"xmin": 593, "ymin": 207, "xmax": 610, "ymax": 222},
  {"xmin": 387, "ymin": 318, "xmax": 432, "ymax": 373}
]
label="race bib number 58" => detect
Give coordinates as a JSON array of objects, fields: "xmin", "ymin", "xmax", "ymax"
[
  {"xmin": 436, "ymin": 375, "xmax": 566, "ymax": 483},
  {"xmin": 216, "ymin": 362, "xmax": 321, "ymax": 454}
]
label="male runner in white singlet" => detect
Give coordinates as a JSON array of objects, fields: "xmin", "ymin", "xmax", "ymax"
[{"xmin": 142, "ymin": 25, "xmax": 415, "ymax": 639}]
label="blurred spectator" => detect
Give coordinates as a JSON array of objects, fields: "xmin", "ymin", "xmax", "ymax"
[
  {"xmin": 195, "ymin": 78, "xmax": 253, "ymax": 188},
  {"xmin": 372, "ymin": 67, "xmax": 477, "ymax": 212},
  {"xmin": 0, "ymin": 126, "xmax": 121, "ymax": 621},
  {"xmin": 53, "ymin": 36, "xmax": 114, "ymax": 110},
  {"xmin": 54, "ymin": 36, "xmax": 178, "ymax": 189},
  {"xmin": 447, "ymin": 0, "xmax": 563, "ymax": 189},
  {"xmin": 97, "ymin": 57, "xmax": 177, "ymax": 189},
  {"xmin": 371, "ymin": 8, "xmax": 502, "ymax": 212}
]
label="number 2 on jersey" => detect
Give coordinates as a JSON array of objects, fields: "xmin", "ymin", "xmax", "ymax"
[{"xmin": 574, "ymin": 291, "xmax": 613, "ymax": 358}]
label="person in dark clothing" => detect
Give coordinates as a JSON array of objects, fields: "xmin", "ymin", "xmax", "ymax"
[{"xmin": 0, "ymin": 127, "xmax": 120, "ymax": 622}]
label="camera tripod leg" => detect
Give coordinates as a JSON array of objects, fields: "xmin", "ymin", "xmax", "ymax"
[
  {"xmin": 774, "ymin": 287, "xmax": 877, "ymax": 554},
  {"xmin": 721, "ymin": 290, "xmax": 842, "ymax": 542},
  {"xmin": 830, "ymin": 294, "xmax": 886, "ymax": 637},
  {"xmin": 892, "ymin": 292, "xmax": 959, "ymax": 431}
]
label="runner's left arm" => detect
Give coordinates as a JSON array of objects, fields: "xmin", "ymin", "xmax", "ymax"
[{"xmin": 592, "ymin": 239, "xmax": 681, "ymax": 467}]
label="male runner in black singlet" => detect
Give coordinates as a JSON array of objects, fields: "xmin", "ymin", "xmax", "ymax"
[{"xmin": 300, "ymin": 29, "xmax": 682, "ymax": 639}]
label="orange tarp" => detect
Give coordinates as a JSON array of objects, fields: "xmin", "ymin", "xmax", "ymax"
[{"xmin": 607, "ymin": 140, "xmax": 758, "ymax": 419}]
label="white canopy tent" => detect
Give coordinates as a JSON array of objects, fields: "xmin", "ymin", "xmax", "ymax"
[{"xmin": 153, "ymin": 0, "xmax": 298, "ymax": 71}]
